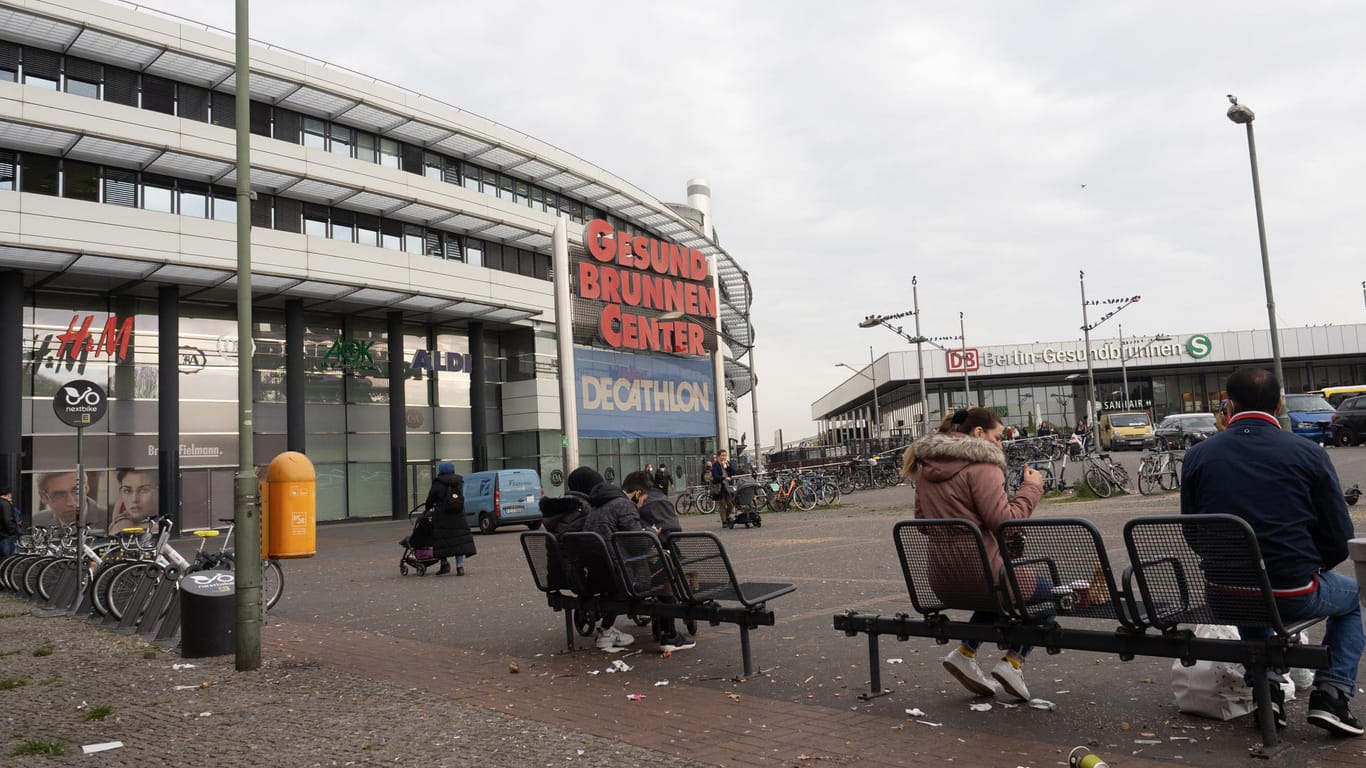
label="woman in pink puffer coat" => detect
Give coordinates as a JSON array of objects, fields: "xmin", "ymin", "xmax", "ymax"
[{"xmin": 902, "ymin": 407, "xmax": 1044, "ymax": 701}]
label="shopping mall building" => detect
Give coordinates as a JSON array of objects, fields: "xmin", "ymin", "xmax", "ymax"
[
  {"xmin": 0, "ymin": 0, "xmax": 756, "ymax": 528},
  {"xmin": 814, "ymin": 324, "xmax": 1366, "ymax": 448}
]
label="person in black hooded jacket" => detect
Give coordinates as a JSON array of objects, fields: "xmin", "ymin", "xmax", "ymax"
[{"xmin": 424, "ymin": 461, "xmax": 476, "ymax": 575}]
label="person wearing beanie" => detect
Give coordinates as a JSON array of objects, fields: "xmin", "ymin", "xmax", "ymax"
[{"xmin": 423, "ymin": 461, "xmax": 475, "ymax": 575}]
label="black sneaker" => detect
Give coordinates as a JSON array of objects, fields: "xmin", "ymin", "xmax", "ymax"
[
  {"xmin": 660, "ymin": 634, "xmax": 696, "ymax": 652},
  {"xmin": 1253, "ymin": 683, "xmax": 1287, "ymax": 729},
  {"xmin": 436, "ymin": 561, "xmax": 451, "ymax": 575},
  {"xmin": 1306, "ymin": 689, "xmax": 1364, "ymax": 737}
]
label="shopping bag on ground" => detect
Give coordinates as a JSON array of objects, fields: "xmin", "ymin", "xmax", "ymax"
[{"xmin": 1170, "ymin": 624, "xmax": 1254, "ymax": 720}]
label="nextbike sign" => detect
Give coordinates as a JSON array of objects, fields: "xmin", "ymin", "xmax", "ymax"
[
  {"xmin": 574, "ymin": 347, "xmax": 714, "ymax": 438},
  {"xmin": 52, "ymin": 379, "xmax": 108, "ymax": 428}
]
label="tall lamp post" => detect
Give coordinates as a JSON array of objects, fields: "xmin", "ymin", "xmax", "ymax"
[
  {"xmin": 1079, "ymin": 270, "xmax": 1140, "ymax": 449},
  {"xmin": 958, "ymin": 311, "xmax": 971, "ymax": 407},
  {"xmin": 861, "ymin": 292, "xmax": 963, "ymax": 434},
  {"xmin": 1226, "ymin": 95, "xmax": 1286, "ymax": 428},
  {"xmin": 836, "ymin": 346, "xmax": 881, "ymax": 443}
]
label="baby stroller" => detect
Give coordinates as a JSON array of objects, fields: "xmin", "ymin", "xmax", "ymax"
[
  {"xmin": 399, "ymin": 504, "xmax": 441, "ymax": 576},
  {"xmin": 725, "ymin": 476, "xmax": 764, "ymax": 529}
]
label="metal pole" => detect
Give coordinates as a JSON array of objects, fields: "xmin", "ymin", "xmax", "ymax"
[
  {"xmin": 1242, "ymin": 120, "xmax": 1286, "ymax": 426},
  {"xmin": 959, "ymin": 312, "xmax": 970, "ymax": 407},
  {"xmin": 912, "ymin": 277, "xmax": 929, "ymax": 436},
  {"xmin": 232, "ymin": 0, "xmax": 261, "ymax": 671},
  {"xmin": 551, "ymin": 218, "xmax": 579, "ymax": 470},
  {"xmin": 1080, "ymin": 271, "xmax": 1099, "ymax": 450},
  {"xmin": 868, "ymin": 345, "xmax": 881, "ymax": 442},
  {"xmin": 69, "ymin": 428, "xmax": 84, "ymax": 613},
  {"xmin": 1119, "ymin": 323, "xmax": 1129, "ymax": 410}
]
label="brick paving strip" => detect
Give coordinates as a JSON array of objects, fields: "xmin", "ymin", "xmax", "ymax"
[{"xmin": 265, "ymin": 616, "xmax": 1194, "ymax": 767}]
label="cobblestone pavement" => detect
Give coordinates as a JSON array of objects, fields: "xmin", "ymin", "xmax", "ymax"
[{"xmin": 0, "ymin": 594, "xmax": 708, "ymax": 767}]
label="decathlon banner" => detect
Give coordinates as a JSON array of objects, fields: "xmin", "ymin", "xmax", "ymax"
[{"xmin": 574, "ymin": 347, "xmax": 715, "ymax": 438}]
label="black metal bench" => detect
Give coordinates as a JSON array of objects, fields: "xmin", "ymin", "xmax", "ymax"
[
  {"xmin": 833, "ymin": 514, "xmax": 1329, "ymax": 758},
  {"xmin": 522, "ymin": 529, "xmax": 795, "ymax": 677}
]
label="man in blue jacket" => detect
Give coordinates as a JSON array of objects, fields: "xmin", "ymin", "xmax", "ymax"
[{"xmin": 1181, "ymin": 367, "xmax": 1362, "ymax": 737}]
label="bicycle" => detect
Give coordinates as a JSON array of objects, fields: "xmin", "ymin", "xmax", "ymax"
[
  {"xmin": 766, "ymin": 473, "xmax": 816, "ymax": 512},
  {"xmin": 1136, "ymin": 448, "xmax": 1182, "ymax": 495},
  {"xmin": 1079, "ymin": 452, "xmax": 1131, "ymax": 498}
]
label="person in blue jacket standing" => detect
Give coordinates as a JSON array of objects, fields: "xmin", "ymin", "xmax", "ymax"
[{"xmin": 1181, "ymin": 367, "xmax": 1362, "ymax": 737}]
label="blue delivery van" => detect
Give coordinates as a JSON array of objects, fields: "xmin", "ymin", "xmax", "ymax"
[{"xmin": 462, "ymin": 469, "xmax": 543, "ymax": 534}]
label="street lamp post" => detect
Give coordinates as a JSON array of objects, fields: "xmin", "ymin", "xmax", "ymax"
[
  {"xmin": 1226, "ymin": 96, "xmax": 1286, "ymax": 429},
  {"xmin": 1079, "ymin": 270, "xmax": 1140, "ymax": 450},
  {"xmin": 912, "ymin": 278, "xmax": 928, "ymax": 436},
  {"xmin": 835, "ymin": 348, "xmax": 881, "ymax": 444},
  {"xmin": 959, "ymin": 311, "xmax": 971, "ymax": 407}
]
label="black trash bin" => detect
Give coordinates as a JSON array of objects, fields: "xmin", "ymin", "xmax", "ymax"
[{"xmin": 179, "ymin": 570, "xmax": 235, "ymax": 658}]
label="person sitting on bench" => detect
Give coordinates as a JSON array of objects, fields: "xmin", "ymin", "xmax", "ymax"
[{"xmin": 1181, "ymin": 367, "xmax": 1362, "ymax": 737}]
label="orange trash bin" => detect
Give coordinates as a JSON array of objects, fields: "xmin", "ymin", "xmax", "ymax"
[{"xmin": 265, "ymin": 451, "xmax": 317, "ymax": 559}]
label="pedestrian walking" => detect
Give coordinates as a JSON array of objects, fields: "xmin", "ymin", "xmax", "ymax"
[
  {"xmin": 0, "ymin": 487, "xmax": 19, "ymax": 556},
  {"xmin": 423, "ymin": 462, "xmax": 476, "ymax": 576}
]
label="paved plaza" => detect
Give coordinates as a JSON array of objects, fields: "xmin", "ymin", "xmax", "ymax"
[{"xmin": 2, "ymin": 446, "xmax": 1365, "ymax": 767}]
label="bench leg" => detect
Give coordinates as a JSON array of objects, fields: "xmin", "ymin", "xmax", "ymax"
[
  {"xmin": 858, "ymin": 631, "xmax": 893, "ymax": 700},
  {"xmin": 1248, "ymin": 666, "xmax": 1289, "ymax": 760},
  {"xmin": 563, "ymin": 609, "xmax": 575, "ymax": 652},
  {"xmin": 740, "ymin": 625, "xmax": 754, "ymax": 678}
]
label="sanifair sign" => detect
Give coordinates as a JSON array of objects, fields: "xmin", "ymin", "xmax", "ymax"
[
  {"xmin": 578, "ymin": 219, "xmax": 716, "ymax": 356},
  {"xmin": 574, "ymin": 347, "xmax": 714, "ymax": 438}
]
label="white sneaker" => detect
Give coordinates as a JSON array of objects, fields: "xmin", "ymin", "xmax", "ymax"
[
  {"xmin": 595, "ymin": 626, "xmax": 634, "ymax": 649},
  {"xmin": 991, "ymin": 658, "xmax": 1031, "ymax": 701},
  {"xmin": 942, "ymin": 647, "xmax": 996, "ymax": 697}
]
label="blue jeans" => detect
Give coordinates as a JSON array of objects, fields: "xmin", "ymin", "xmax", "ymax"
[
  {"xmin": 1239, "ymin": 571, "xmax": 1363, "ymax": 698},
  {"xmin": 0, "ymin": 536, "xmax": 13, "ymax": 556},
  {"xmin": 965, "ymin": 569, "xmax": 1054, "ymax": 659}
]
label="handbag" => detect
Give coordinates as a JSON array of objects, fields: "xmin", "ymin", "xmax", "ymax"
[{"xmin": 1170, "ymin": 624, "xmax": 1296, "ymax": 720}]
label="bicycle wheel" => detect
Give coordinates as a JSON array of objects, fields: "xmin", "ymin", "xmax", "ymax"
[
  {"xmin": 818, "ymin": 481, "xmax": 840, "ymax": 506},
  {"xmin": 1160, "ymin": 457, "xmax": 1182, "ymax": 491},
  {"xmin": 768, "ymin": 491, "xmax": 791, "ymax": 513},
  {"xmin": 696, "ymin": 492, "xmax": 716, "ymax": 515},
  {"xmin": 92, "ymin": 560, "xmax": 137, "ymax": 616},
  {"xmin": 262, "ymin": 559, "xmax": 284, "ymax": 611},
  {"xmin": 37, "ymin": 557, "xmax": 73, "ymax": 602},
  {"xmin": 1109, "ymin": 464, "xmax": 1130, "ymax": 492},
  {"xmin": 1034, "ymin": 465, "xmax": 1055, "ymax": 494},
  {"xmin": 108, "ymin": 562, "xmax": 163, "ymax": 620},
  {"xmin": 837, "ymin": 476, "xmax": 856, "ymax": 495},
  {"xmin": 1083, "ymin": 468, "xmax": 1113, "ymax": 498},
  {"xmin": 1137, "ymin": 464, "xmax": 1156, "ymax": 495},
  {"xmin": 23, "ymin": 556, "xmax": 56, "ymax": 597},
  {"xmin": 793, "ymin": 486, "xmax": 817, "ymax": 511},
  {"xmin": 675, "ymin": 491, "xmax": 697, "ymax": 516}
]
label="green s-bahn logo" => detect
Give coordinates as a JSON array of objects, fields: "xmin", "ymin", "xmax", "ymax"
[{"xmin": 1186, "ymin": 334, "xmax": 1212, "ymax": 359}]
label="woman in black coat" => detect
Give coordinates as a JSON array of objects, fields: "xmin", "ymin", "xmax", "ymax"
[{"xmin": 424, "ymin": 462, "xmax": 476, "ymax": 575}]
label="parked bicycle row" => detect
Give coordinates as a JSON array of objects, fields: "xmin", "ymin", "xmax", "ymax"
[{"xmin": 0, "ymin": 515, "xmax": 283, "ymax": 617}]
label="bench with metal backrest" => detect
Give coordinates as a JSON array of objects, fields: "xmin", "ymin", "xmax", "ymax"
[
  {"xmin": 833, "ymin": 514, "xmax": 1330, "ymax": 759},
  {"xmin": 520, "ymin": 529, "xmax": 795, "ymax": 677}
]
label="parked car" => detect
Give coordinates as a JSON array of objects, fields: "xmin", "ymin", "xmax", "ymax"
[
  {"xmin": 1283, "ymin": 393, "xmax": 1337, "ymax": 442},
  {"xmin": 1153, "ymin": 413, "xmax": 1217, "ymax": 449},
  {"xmin": 1331, "ymin": 395, "xmax": 1366, "ymax": 447},
  {"xmin": 462, "ymin": 469, "xmax": 544, "ymax": 534},
  {"xmin": 1099, "ymin": 411, "xmax": 1154, "ymax": 451}
]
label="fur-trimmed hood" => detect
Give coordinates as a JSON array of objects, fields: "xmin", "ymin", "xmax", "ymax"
[{"xmin": 907, "ymin": 431, "xmax": 1006, "ymax": 485}]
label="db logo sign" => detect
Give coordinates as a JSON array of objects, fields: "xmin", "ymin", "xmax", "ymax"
[{"xmin": 946, "ymin": 348, "xmax": 979, "ymax": 373}]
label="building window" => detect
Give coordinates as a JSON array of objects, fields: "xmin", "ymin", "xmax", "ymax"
[
  {"xmin": 380, "ymin": 219, "xmax": 402, "ymax": 251},
  {"xmin": 104, "ymin": 66, "xmax": 139, "ymax": 107},
  {"xmin": 179, "ymin": 84, "xmax": 209, "ymax": 122},
  {"xmin": 302, "ymin": 117, "xmax": 326, "ymax": 149},
  {"xmin": 212, "ymin": 187, "xmax": 237, "ymax": 222},
  {"xmin": 0, "ymin": 41, "xmax": 17, "ymax": 82},
  {"xmin": 462, "ymin": 163, "xmax": 480, "ymax": 192},
  {"xmin": 143, "ymin": 174, "xmax": 175, "ymax": 213},
  {"xmin": 274, "ymin": 197, "xmax": 302, "ymax": 233},
  {"xmin": 63, "ymin": 160, "xmax": 100, "ymax": 202},
  {"xmin": 465, "ymin": 238, "xmax": 484, "ymax": 268},
  {"xmin": 379, "ymin": 138, "xmax": 400, "ymax": 169},
  {"xmin": 103, "ymin": 168, "xmax": 136, "ymax": 206},
  {"xmin": 330, "ymin": 125, "xmax": 353, "ymax": 157},
  {"xmin": 355, "ymin": 132, "xmax": 377, "ymax": 164},
  {"xmin": 355, "ymin": 213, "xmax": 379, "ymax": 247},
  {"xmin": 423, "ymin": 152, "xmax": 442, "ymax": 180},
  {"xmin": 303, "ymin": 203, "xmax": 329, "ymax": 236},
  {"xmin": 0, "ymin": 150, "xmax": 16, "ymax": 191},
  {"xmin": 331, "ymin": 209, "xmax": 354, "ymax": 242},
  {"xmin": 141, "ymin": 74, "xmax": 176, "ymax": 115},
  {"xmin": 209, "ymin": 91, "xmax": 236, "ymax": 128},
  {"xmin": 63, "ymin": 57, "xmax": 102, "ymax": 99},
  {"xmin": 249, "ymin": 100, "xmax": 272, "ymax": 137},
  {"xmin": 20, "ymin": 154, "xmax": 59, "ymax": 196},
  {"xmin": 21, "ymin": 47, "xmax": 59, "ymax": 90},
  {"xmin": 273, "ymin": 108, "xmax": 301, "ymax": 144},
  {"xmin": 179, "ymin": 182, "xmax": 209, "ymax": 218},
  {"xmin": 403, "ymin": 224, "xmax": 423, "ymax": 254}
]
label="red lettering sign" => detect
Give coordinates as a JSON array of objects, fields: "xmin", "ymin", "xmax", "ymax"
[
  {"xmin": 946, "ymin": 348, "xmax": 979, "ymax": 373},
  {"xmin": 56, "ymin": 315, "xmax": 135, "ymax": 362}
]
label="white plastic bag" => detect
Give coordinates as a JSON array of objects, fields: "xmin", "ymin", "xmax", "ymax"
[{"xmin": 1171, "ymin": 624, "xmax": 1297, "ymax": 720}]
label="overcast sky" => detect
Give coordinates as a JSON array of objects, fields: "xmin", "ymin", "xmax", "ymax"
[{"xmin": 160, "ymin": 1, "xmax": 1366, "ymax": 446}]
